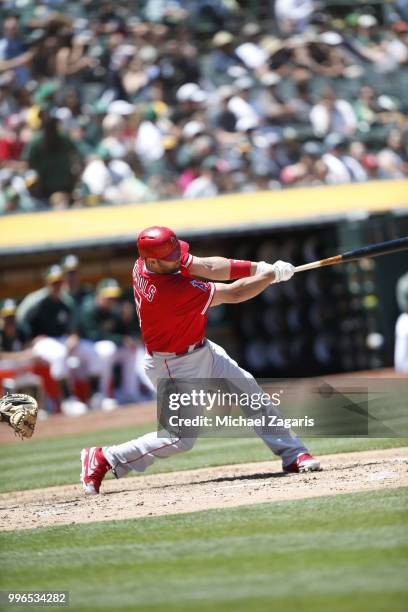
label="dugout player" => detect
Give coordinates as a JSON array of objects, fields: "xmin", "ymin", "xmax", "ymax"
[{"xmin": 16, "ymin": 265, "xmax": 99, "ymax": 413}]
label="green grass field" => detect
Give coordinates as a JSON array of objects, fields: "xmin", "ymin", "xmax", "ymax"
[
  {"xmin": 1, "ymin": 488, "xmax": 407, "ymax": 612},
  {"xmin": 0, "ymin": 421, "xmax": 407, "ymax": 492},
  {"xmin": 1, "ymin": 424, "xmax": 407, "ymax": 612}
]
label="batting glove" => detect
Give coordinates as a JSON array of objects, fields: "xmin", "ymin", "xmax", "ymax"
[{"xmin": 256, "ymin": 260, "xmax": 295, "ymax": 283}]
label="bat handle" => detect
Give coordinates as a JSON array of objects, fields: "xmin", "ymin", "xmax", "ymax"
[
  {"xmin": 294, "ymin": 262, "xmax": 322, "ymax": 272},
  {"xmin": 295, "ymin": 255, "xmax": 342, "ymax": 273}
]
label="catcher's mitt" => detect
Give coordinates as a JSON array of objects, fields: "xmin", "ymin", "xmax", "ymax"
[{"xmin": 0, "ymin": 393, "xmax": 38, "ymax": 439}]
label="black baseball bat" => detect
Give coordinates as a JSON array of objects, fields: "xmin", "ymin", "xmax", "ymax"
[{"xmin": 295, "ymin": 236, "xmax": 408, "ymax": 272}]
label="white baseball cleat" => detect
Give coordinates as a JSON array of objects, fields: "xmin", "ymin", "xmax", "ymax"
[
  {"xmin": 283, "ymin": 453, "xmax": 321, "ymax": 473},
  {"xmin": 80, "ymin": 447, "xmax": 111, "ymax": 494}
]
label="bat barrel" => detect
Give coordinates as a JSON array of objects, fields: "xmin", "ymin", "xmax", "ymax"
[
  {"xmin": 342, "ymin": 236, "xmax": 408, "ymax": 262},
  {"xmin": 295, "ymin": 236, "xmax": 408, "ymax": 274}
]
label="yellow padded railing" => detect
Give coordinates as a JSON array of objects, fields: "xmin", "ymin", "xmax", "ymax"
[{"xmin": 0, "ymin": 180, "xmax": 407, "ymax": 252}]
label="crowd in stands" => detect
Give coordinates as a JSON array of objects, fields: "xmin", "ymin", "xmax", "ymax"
[
  {"xmin": 0, "ymin": 1, "xmax": 407, "ymax": 214},
  {"xmin": 0, "ymin": 255, "xmax": 153, "ymax": 414}
]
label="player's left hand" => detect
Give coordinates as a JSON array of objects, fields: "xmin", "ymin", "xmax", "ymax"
[
  {"xmin": 272, "ymin": 260, "xmax": 295, "ymax": 283},
  {"xmin": 256, "ymin": 260, "xmax": 295, "ymax": 283},
  {"xmin": 0, "ymin": 393, "xmax": 38, "ymax": 439}
]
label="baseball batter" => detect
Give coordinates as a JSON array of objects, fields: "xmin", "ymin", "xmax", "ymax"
[{"xmin": 81, "ymin": 226, "xmax": 320, "ymax": 494}]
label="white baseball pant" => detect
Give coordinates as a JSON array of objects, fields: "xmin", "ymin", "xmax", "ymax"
[
  {"xmin": 104, "ymin": 339, "xmax": 309, "ymax": 476},
  {"xmin": 93, "ymin": 340, "xmax": 153, "ymax": 402},
  {"xmin": 32, "ymin": 337, "xmax": 100, "ymax": 380}
]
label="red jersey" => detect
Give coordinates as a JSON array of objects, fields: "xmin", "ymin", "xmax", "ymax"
[{"xmin": 132, "ymin": 244, "xmax": 215, "ymax": 354}]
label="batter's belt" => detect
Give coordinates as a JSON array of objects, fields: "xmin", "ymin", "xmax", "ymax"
[{"xmin": 148, "ymin": 339, "xmax": 205, "ymax": 358}]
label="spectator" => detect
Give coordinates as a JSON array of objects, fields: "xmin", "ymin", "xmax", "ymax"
[
  {"xmin": 280, "ymin": 140, "xmax": 324, "ymax": 186},
  {"xmin": 214, "ymin": 86, "xmax": 239, "ymax": 144},
  {"xmin": 158, "ymin": 38, "xmax": 201, "ymax": 96},
  {"xmin": 383, "ymin": 21, "xmax": 408, "ymax": 70},
  {"xmin": 310, "ymin": 87, "xmax": 357, "ymax": 137},
  {"xmin": 361, "ymin": 153, "xmax": 380, "ymax": 179},
  {"xmin": 183, "ymin": 157, "xmax": 219, "ymax": 198},
  {"xmin": 81, "ymin": 146, "xmax": 154, "ymax": 205},
  {"xmin": 0, "ymin": 112, "xmax": 25, "ymax": 162},
  {"xmin": 100, "ymin": 112, "xmax": 129, "ymax": 159},
  {"xmin": 228, "ymin": 77, "xmax": 261, "ymax": 129},
  {"xmin": 0, "ymin": 166, "xmax": 41, "ymax": 213},
  {"xmin": 0, "ymin": 2, "xmax": 407, "ymax": 212},
  {"xmin": 209, "ymin": 31, "xmax": 245, "ymax": 85},
  {"xmin": 354, "ymin": 86, "xmax": 382, "ymax": 128},
  {"xmin": 135, "ymin": 105, "xmax": 165, "ymax": 165},
  {"xmin": 49, "ymin": 191, "xmax": 71, "ymax": 211},
  {"xmin": 144, "ymin": 0, "xmax": 187, "ymax": 23},
  {"xmin": 21, "ymin": 108, "xmax": 82, "ymax": 202},
  {"xmin": 286, "ymin": 74, "xmax": 314, "ymax": 123},
  {"xmin": 147, "ymin": 134, "xmax": 180, "ymax": 194},
  {"xmin": 379, "ymin": 129, "xmax": 408, "ymax": 174},
  {"xmin": 275, "ymin": 0, "xmax": 315, "ymax": 35},
  {"xmin": 251, "ymin": 132, "xmax": 286, "ymax": 181},
  {"xmin": 307, "ymin": 32, "xmax": 353, "ymax": 79},
  {"xmin": 235, "ymin": 23, "xmax": 268, "ymax": 71},
  {"xmin": 121, "ymin": 55, "xmax": 150, "ymax": 100},
  {"xmin": 347, "ymin": 141, "xmax": 369, "ymax": 181},
  {"xmin": 80, "ymin": 147, "xmax": 118, "ymax": 202},
  {"xmin": 0, "ymin": 71, "xmax": 16, "ymax": 119},
  {"xmin": 255, "ymin": 72, "xmax": 290, "ymax": 121},
  {"xmin": 172, "ymin": 82, "xmax": 207, "ymax": 124},
  {"xmin": 321, "ymin": 134, "xmax": 354, "ymax": 184},
  {"xmin": 55, "ymin": 29, "xmax": 95, "ymax": 82},
  {"xmin": 0, "ymin": 16, "xmax": 30, "ymax": 86},
  {"xmin": 189, "ymin": 0, "xmax": 231, "ymax": 35},
  {"xmin": 376, "ymin": 128, "xmax": 407, "ymax": 178},
  {"xmin": 29, "ymin": 28, "xmax": 60, "ymax": 81}
]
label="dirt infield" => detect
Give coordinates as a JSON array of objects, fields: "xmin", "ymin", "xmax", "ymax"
[
  {"xmin": 1, "ymin": 447, "xmax": 407, "ymax": 532},
  {"xmin": 1, "ymin": 368, "xmax": 406, "ymax": 532}
]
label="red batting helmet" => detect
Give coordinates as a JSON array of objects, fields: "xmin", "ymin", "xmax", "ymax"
[{"xmin": 137, "ymin": 226, "xmax": 187, "ymax": 261}]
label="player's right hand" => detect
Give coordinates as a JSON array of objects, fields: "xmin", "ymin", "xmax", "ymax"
[{"xmin": 271, "ymin": 260, "xmax": 295, "ymax": 283}]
